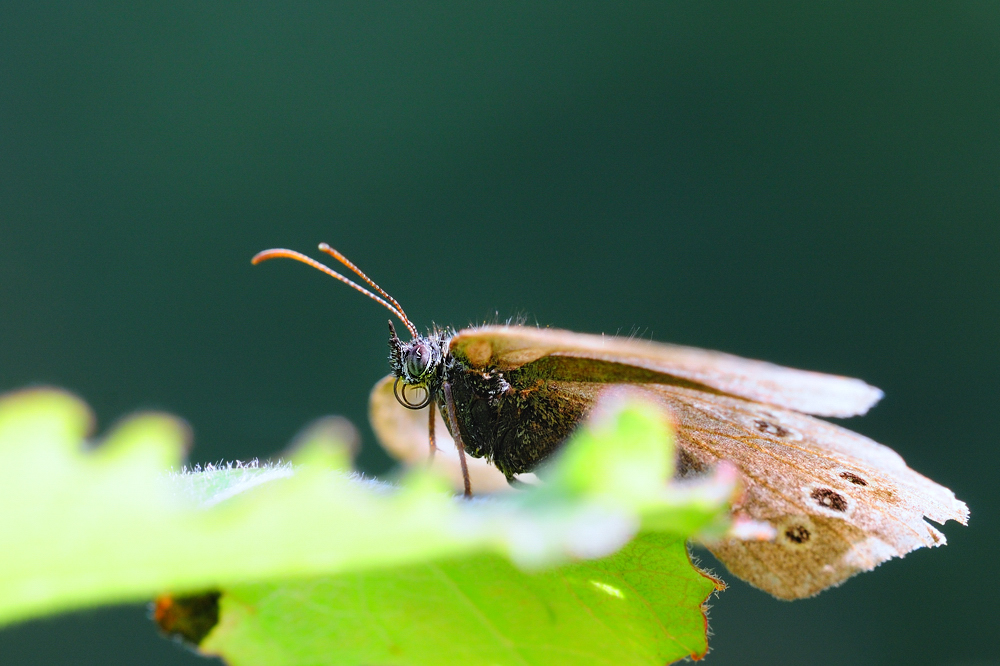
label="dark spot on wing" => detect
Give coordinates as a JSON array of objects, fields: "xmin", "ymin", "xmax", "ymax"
[
  {"xmin": 675, "ymin": 448, "xmax": 709, "ymax": 478},
  {"xmin": 784, "ymin": 525, "xmax": 811, "ymax": 544},
  {"xmin": 754, "ymin": 419, "xmax": 790, "ymax": 437},
  {"xmin": 840, "ymin": 471, "xmax": 868, "ymax": 486},
  {"xmin": 811, "ymin": 487, "xmax": 848, "ymax": 512}
]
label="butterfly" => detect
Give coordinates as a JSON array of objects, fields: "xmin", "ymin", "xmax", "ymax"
[{"xmin": 253, "ymin": 243, "xmax": 969, "ymax": 599}]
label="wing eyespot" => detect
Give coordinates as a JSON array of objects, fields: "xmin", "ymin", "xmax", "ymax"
[
  {"xmin": 839, "ymin": 471, "xmax": 869, "ymax": 486},
  {"xmin": 785, "ymin": 525, "xmax": 811, "ymax": 544},
  {"xmin": 776, "ymin": 516, "xmax": 816, "ymax": 550},
  {"xmin": 753, "ymin": 418, "xmax": 791, "ymax": 438},
  {"xmin": 810, "ymin": 487, "xmax": 849, "ymax": 512}
]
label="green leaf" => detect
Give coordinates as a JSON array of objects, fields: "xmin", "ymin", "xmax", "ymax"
[
  {"xmin": 204, "ymin": 533, "xmax": 720, "ymax": 666},
  {"xmin": 0, "ymin": 389, "xmax": 464, "ymax": 626},
  {"xmin": 0, "ymin": 387, "xmax": 734, "ymax": 664}
]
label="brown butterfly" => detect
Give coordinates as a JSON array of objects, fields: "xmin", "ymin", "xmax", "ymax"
[{"xmin": 253, "ymin": 244, "xmax": 969, "ymax": 600}]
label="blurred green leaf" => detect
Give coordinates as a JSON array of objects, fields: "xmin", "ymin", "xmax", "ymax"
[{"xmin": 0, "ymin": 387, "xmax": 734, "ymax": 664}]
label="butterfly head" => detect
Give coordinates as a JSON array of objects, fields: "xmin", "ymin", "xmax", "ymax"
[
  {"xmin": 389, "ymin": 324, "xmax": 441, "ymax": 383},
  {"xmin": 388, "ymin": 321, "xmax": 448, "ymax": 409}
]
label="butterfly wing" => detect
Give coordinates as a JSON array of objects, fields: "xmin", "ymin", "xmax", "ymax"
[
  {"xmin": 375, "ymin": 326, "xmax": 966, "ymax": 598},
  {"xmin": 631, "ymin": 383, "xmax": 969, "ymax": 598},
  {"xmin": 368, "ymin": 375, "xmax": 513, "ymax": 493},
  {"xmin": 450, "ymin": 326, "xmax": 883, "ymax": 418}
]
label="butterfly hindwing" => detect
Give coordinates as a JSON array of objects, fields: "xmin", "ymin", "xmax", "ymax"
[{"xmin": 632, "ymin": 383, "xmax": 968, "ymax": 598}]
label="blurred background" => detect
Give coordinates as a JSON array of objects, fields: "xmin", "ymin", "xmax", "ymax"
[{"xmin": 1, "ymin": 2, "xmax": 996, "ymax": 664}]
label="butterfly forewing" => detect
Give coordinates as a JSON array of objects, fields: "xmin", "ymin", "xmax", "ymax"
[{"xmin": 450, "ymin": 326, "xmax": 884, "ymax": 418}]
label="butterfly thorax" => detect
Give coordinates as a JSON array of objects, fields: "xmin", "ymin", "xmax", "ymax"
[{"xmin": 441, "ymin": 358, "xmax": 593, "ymax": 479}]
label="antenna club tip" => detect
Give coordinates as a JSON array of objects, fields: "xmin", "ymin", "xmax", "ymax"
[
  {"xmin": 318, "ymin": 242, "xmax": 331, "ymax": 251},
  {"xmin": 250, "ymin": 251, "xmax": 272, "ymax": 265},
  {"xmin": 252, "ymin": 248, "xmax": 293, "ymax": 265}
]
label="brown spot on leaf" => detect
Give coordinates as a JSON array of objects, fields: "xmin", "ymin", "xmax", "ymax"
[
  {"xmin": 754, "ymin": 419, "xmax": 790, "ymax": 437},
  {"xmin": 840, "ymin": 471, "xmax": 868, "ymax": 486},
  {"xmin": 811, "ymin": 487, "xmax": 848, "ymax": 512}
]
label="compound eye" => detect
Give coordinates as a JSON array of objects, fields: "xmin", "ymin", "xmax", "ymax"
[{"xmin": 404, "ymin": 343, "xmax": 431, "ymax": 378}]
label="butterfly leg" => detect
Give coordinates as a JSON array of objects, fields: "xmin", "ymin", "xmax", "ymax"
[
  {"xmin": 442, "ymin": 382, "xmax": 473, "ymax": 498},
  {"xmin": 427, "ymin": 402, "xmax": 436, "ymax": 462}
]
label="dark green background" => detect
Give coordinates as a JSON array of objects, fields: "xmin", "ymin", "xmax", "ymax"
[{"xmin": 1, "ymin": 2, "xmax": 996, "ymax": 664}]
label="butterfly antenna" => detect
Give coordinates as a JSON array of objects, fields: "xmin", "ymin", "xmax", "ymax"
[
  {"xmin": 252, "ymin": 248, "xmax": 419, "ymax": 338},
  {"xmin": 317, "ymin": 243, "xmax": 410, "ymax": 325}
]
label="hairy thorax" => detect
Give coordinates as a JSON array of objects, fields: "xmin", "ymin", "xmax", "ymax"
[{"xmin": 438, "ymin": 357, "xmax": 594, "ymax": 479}]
